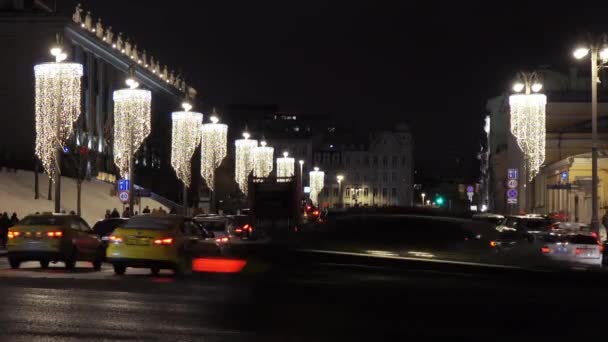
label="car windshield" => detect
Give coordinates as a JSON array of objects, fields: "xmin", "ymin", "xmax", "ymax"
[
  {"xmin": 566, "ymin": 235, "xmax": 598, "ymax": 245},
  {"xmin": 19, "ymin": 216, "xmax": 68, "ymax": 226},
  {"xmin": 124, "ymin": 216, "xmax": 177, "ymax": 230},
  {"xmin": 524, "ymin": 219, "xmax": 552, "ymax": 230}
]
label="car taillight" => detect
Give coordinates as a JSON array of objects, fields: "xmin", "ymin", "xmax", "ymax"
[
  {"xmin": 215, "ymin": 237, "xmax": 229, "ymax": 243},
  {"xmin": 575, "ymin": 248, "xmax": 583, "ymax": 255},
  {"xmin": 153, "ymin": 238, "xmax": 173, "ymax": 245},
  {"xmin": 46, "ymin": 231, "xmax": 63, "ymax": 238},
  {"xmin": 591, "ymin": 232, "xmax": 598, "ymax": 239},
  {"xmin": 541, "ymin": 246, "xmax": 551, "ymax": 253},
  {"xmin": 7, "ymin": 231, "xmax": 20, "ymax": 239},
  {"xmin": 234, "ymin": 228, "xmax": 242, "ymax": 233},
  {"xmin": 489, "ymin": 241, "xmax": 497, "ymax": 247},
  {"xmin": 109, "ymin": 235, "xmax": 123, "ymax": 243},
  {"xmin": 312, "ymin": 210, "xmax": 320, "ymax": 216}
]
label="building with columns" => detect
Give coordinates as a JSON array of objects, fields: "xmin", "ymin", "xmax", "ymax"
[
  {"xmin": 488, "ymin": 68, "xmax": 608, "ymax": 223},
  {"xmin": 0, "ymin": 1, "xmax": 194, "ymax": 202}
]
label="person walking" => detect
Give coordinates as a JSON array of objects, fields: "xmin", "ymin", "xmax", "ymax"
[
  {"xmin": 105, "ymin": 209, "xmax": 111, "ymax": 219},
  {"xmin": 111, "ymin": 208, "xmax": 120, "ymax": 218},
  {"xmin": 142, "ymin": 206, "xmax": 151, "ymax": 214},
  {"xmin": 9, "ymin": 213, "xmax": 18, "ymax": 226},
  {"xmin": 0, "ymin": 212, "xmax": 10, "ymax": 249}
]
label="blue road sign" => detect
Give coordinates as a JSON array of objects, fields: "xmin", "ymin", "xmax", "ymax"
[
  {"xmin": 118, "ymin": 179, "xmax": 130, "ymax": 191},
  {"xmin": 508, "ymin": 169, "xmax": 519, "ymax": 180},
  {"xmin": 507, "ymin": 189, "xmax": 518, "ymax": 199}
]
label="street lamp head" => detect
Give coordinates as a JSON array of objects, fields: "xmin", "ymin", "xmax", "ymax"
[
  {"xmin": 242, "ymin": 131, "xmax": 250, "ymax": 139},
  {"xmin": 600, "ymin": 47, "xmax": 608, "ymax": 62},
  {"xmin": 531, "ymin": 82, "xmax": 543, "ymax": 93},
  {"xmin": 314, "ymin": 166, "xmax": 319, "ymax": 172},
  {"xmin": 50, "ymin": 46, "xmax": 67, "ymax": 63},
  {"xmin": 299, "ymin": 159, "xmax": 304, "ymax": 165},
  {"xmin": 260, "ymin": 140, "xmax": 267, "ymax": 147},
  {"xmin": 337, "ymin": 174, "xmax": 343, "ymax": 182},
  {"xmin": 512, "ymin": 82, "xmax": 525, "ymax": 93},
  {"xmin": 181, "ymin": 101, "xmax": 192, "ymax": 112},
  {"xmin": 573, "ymin": 47, "xmax": 590, "ymax": 59},
  {"xmin": 210, "ymin": 115, "xmax": 219, "ymax": 124},
  {"xmin": 421, "ymin": 192, "xmax": 426, "ymax": 197},
  {"xmin": 283, "ymin": 151, "xmax": 289, "ymax": 158},
  {"xmin": 125, "ymin": 78, "xmax": 139, "ymax": 89}
]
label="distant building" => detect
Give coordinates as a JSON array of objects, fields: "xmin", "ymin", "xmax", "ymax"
[{"xmin": 313, "ymin": 124, "xmax": 414, "ymax": 208}]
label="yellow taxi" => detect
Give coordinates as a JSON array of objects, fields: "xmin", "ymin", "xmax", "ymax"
[
  {"xmin": 7, "ymin": 213, "xmax": 104, "ymax": 270},
  {"xmin": 106, "ymin": 214, "xmax": 227, "ymax": 275}
]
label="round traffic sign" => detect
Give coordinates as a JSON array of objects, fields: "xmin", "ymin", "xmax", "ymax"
[
  {"xmin": 507, "ymin": 189, "xmax": 518, "ymax": 199},
  {"xmin": 466, "ymin": 185, "xmax": 474, "ymax": 193},
  {"xmin": 507, "ymin": 179, "xmax": 518, "ymax": 189},
  {"xmin": 118, "ymin": 190, "xmax": 130, "ymax": 203}
]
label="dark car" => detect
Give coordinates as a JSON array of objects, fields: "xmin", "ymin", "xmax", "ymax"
[
  {"xmin": 498, "ymin": 215, "xmax": 553, "ymax": 235},
  {"xmin": 92, "ymin": 218, "xmax": 128, "ymax": 248},
  {"xmin": 227, "ymin": 215, "xmax": 257, "ymax": 240}
]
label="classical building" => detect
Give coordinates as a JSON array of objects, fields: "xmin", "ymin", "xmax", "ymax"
[
  {"xmin": 488, "ymin": 68, "xmax": 608, "ymax": 222},
  {"xmin": 312, "ymin": 124, "xmax": 414, "ymax": 208},
  {"xmin": 0, "ymin": 2, "xmax": 194, "ymax": 202}
]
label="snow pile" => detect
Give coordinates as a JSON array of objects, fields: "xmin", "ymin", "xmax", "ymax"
[{"xmin": 0, "ymin": 170, "xmax": 167, "ymax": 225}]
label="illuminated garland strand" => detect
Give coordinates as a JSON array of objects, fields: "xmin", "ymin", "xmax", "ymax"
[
  {"xmin": 253, "ymin": 142, "xmax": 274, "ymax": 178},
  {"xmin": 201, "ymin": 118, "xmax": 227, "ymax": 191},
  {"xmin": 34, "ymin": 62, "xmax": 83, "ymax": 177},
  {"xmin": 171, "ymin": 111, "xmax": 202, "ymax": 187},
  {"xmin": 509, "ymin": 94, "xmax": 546, "ymax": 180},
  {"xmin": 276, "ymin": 152, "xmax": 295, "ymax": 183},
  {"xmin": 309, "ymin": 167, "xmax": 325, "ymax": 206},
  {"xmin": 235, "ymin": 137, "xmax": 258, "ymax": 195}
]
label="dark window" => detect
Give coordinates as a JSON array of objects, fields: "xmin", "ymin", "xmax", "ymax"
[
  {"xmin": 373, "ymin": 188, "xmax": 378, "ymax": 197},
  {"xmin": 364, "ymin": 156, "xmax": 370, "ymax": 165},
  {"xmin": 392, "ymin": 156, "xmax": 398, "ymax": 167},
  {"xmin": 363, "ymin": 188, "xmax": 369, "ymax": 197},
  {"xmin": 333, "ymin": 188, "xmax": 339, "ymax": 197},
  {"xmin": 382, "ymin": 188, "xmax": 388, "ymax": 197},
  {"xmin": 392, "ymin": 172, "xmax": 397, "ymax": 182},
  {"xmin": 373, "ymin": 156, "xmax": 378, "ymax": 166},
  {"xmin": 402, "ymin": 156, "xmax": 407, "ymax": 166},
  {"xmin": 382, "ymin": 156, "xmax": 388, "ymax": 167},
  {"xmin": 391, "ymin": 188, "xmax": 397, "ymax": 197}
]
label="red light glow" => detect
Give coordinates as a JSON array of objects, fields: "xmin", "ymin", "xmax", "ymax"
[
  {"xmin": 489, "ymin": 241, "xmax": 497, "ymax": 247},
  {"xmin": 192, "ymin": 258, "xmax": 247, "ymax": 273},
  {"xmin": 541, "ymin": 247, "xmax": 551, "ymax": 253},
  {"xmin": 46, "ymin": 231, "xmax": 63, "ymax": 238},
  {"xmin": 234, "ymin": 228, "xmax": 242, "ymax": 233},
  {"xmin": 215, "ymin": 237, "xmax": 229, "ymax": 243},
  {"xmin": 153, "ymin": 238, "xmax": 173, "ymax": 245}
]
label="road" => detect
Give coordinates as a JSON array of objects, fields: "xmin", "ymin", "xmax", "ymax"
[{"xmin": 1, "ymin": 255, "xmax": 608, "ymax": 340}]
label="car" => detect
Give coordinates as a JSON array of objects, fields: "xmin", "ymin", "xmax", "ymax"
[
  {"xmin": 539, "ymin": 233, "xmax": 603, "ymax": 266},
  {"xmin": 496, "ymin": 215, "xmax": 553, "ymax": 234},
  {"xmin": 226, "ymin": 215, "xmax": 257, "ymax": 240},
  {"xmin": 193, "ymin": 215, "xmax": 235, "ymax": 239},
  {"xmin": 106, "ymin": 214, "xmax": 228, "ymax": 275},
  {"xmin": 7, "ymin": 213, "xmax": 104, "ymax": 270},
  {"xmin": 92, "ymin": 218, "xmax": 128, "ymax": 249}
]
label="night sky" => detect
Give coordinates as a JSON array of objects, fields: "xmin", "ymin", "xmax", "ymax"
[{"xmin": 67, "ymin": 1, "xmax": 608, "ymax": 183}]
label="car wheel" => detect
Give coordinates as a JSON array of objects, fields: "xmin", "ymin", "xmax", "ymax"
[
  {"xmin": 113, "ymin": 264, "xmax": 126, "ymax": 275},
  {"xmin": 150, "ymin": 266, "xmax": 160, "ymax": 276},
  {"xmin": 92, "ymin": 259, "xmax": 102, "ymax": 271},
  {"xmin": 64, "ymin": 248, "xmax": 77, "ymax": 270},
  {"xmin": 40, "ymin": 260, "xmax": 49, "ymax": 269},
  {"xmin": 8, "ymin": 257, "xmax": 20, "ymax": 269}
]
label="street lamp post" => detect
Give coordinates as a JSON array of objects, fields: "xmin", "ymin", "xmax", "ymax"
[
  {"xmin": 421, "ymin": 192, "xmax": 426, "ymax": 206},
  {"xmin": 337, "ymin": 175, "xmax": 343, "ymax": 207},
  {"xmin": 573, "ymin": 39, "xmax": 608, "ymax": 231}
]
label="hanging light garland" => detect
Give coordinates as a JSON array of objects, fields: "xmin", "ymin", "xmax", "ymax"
[
  {"xmin": 276, "ymin": 151, "xmax": 295, "ymax": 183},
  {"xmin": 171, "ymin": 103, "xmax": 202, "ymax": 187},
  {"xmin": 509, "ymin": 72, "xmax": 546, "ymax": 181},
  {"xmin": 253, "ymin": 140, "xmax": 274, "ymax": 179},
  {"xmin": 309, "ymin": 167, "xmax": 325, "ymax": 206},
  {"xmin": 201, "ymin": 115, "xmax": 227, "ymax": 191},
  {"xmin": 234, "ymin": 132, "xmax": 258, "ymax": 195},
  {"xmin": 113, "ymin": 77, "xmax": 151, "ymax": 178},
  {"xmin": 34, "ymin": 46, "xmax": 83, "ymax": 177}
]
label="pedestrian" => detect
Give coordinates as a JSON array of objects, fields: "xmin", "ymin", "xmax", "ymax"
[
  {"xmin": 159, "ymin": 207, "xmax": 167, "ymax": 214},
  {"xmin": 0, "ymin": 212, "xmax": 10, "ymax": 249},
  {"xmin": 122, "ymin": 206, "xmax": 131, "ymax": 218},
  {"xmin": 143, "ymin": 205, "xmax": 151, "ymax": 214},
  {"xmin": 9, "ymin": 212, "xmax": 18, "ymax": 226},
  {"xmin": 111, "ymin": 208, "xmax": 120, "ymax": 218},
  {"xmin": 105, "ymin": 209, "xmax": 111, "ymax": 219},
  {"xmin": 69, "ymin": 210, "xmax": 76, "ymax": 215}
]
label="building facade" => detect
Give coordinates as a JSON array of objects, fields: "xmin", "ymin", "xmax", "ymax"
[{"xmin": 313, "ymin": 124, "xmax": 414, "ymax": 208}]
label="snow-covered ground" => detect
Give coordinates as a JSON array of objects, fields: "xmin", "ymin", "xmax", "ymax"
[{"xmin": 0, "ymin": 170, "xmax": 167, "ymax": 225}]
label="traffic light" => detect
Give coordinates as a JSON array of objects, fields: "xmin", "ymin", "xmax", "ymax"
[{"xmin": 436, "ymin": 196, "xmax": 445, "ymax": 206}]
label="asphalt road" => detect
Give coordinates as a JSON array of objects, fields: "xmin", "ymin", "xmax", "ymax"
[{"xmin": 2, "ymin": 255, "xmax": 608, "ymax": 340}]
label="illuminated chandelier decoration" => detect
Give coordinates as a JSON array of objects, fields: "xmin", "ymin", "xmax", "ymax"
[
  {"xmin": 113, "ymin": 75, "xmax": 151, "ymax": 178},
  {"xmin": 253, "ymin": 140, "xmax": 274, "ymax": 178},
  {"xmin": 171, "ymin": 102, "xmax": 202, "ymax": 187},
  {"xmin": 234, "ymin": 132, "xmax": 258, "ymax": 195},
  {"xmin": 34, "ymin": 45, "xmax": 83, "ymax": 177},
  {"xmin": 509, "ymin": 72, "xmax": 546, "ymax": 181},
  {"xmin": 276, "ymin": 151, "xmax": 295, "ymax": 182},
  {"xmin": 309, "ymin": 167, "xmax": 325, "ymax": 206},
  {"xmin": 201, "ymin": 114, "xmax": 228, "ymax": 191}
]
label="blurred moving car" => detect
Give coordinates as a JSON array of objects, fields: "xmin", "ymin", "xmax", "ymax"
[
  {"xmin": 92, "ymin": 218, "xmax": 128, "ymax": 248},
  {"xmin": 539, "ymin": 233, "xmax": 603, "ymax": 266},
  {"xmin": 7, "ymin": 213, "xmax": 104, "ymax": 270},
  {"xmin": 496, "ymin": 215, "xmax": 553, "ymax": 235},
  {"xmin": 106, "ymin": 214, "xmax": 228, "ymax": 275},
  {"xmin": 472, "ymin": 213, "xmax": 504, "ymax": 226},
  {"xmin": 226, "ymin": 215, "xmax": 257, "ymax": 240},
  {"xmin": 194, "ymin": 215, "xmax": 235, "ymax": 239}
]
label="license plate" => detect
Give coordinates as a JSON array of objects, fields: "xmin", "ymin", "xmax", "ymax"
[{"xmin": 126, "ymin": 238, "xmax": 150, "ymax": 246}]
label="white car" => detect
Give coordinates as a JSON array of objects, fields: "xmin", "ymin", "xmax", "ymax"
[{"xmin": 540, "ymin": 233, "xmax": 603, "ymax": 266}]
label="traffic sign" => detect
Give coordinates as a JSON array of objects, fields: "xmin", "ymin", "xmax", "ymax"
[
  {"xmin": 507, "ymin": 198, "xmax": 517, "ymax": 204},
  {"xmin": 118, "ymin": 179, "xmax": 130, "ymax": 191},
  {"xmin": 508, "ymin": 169, "xmax": 519, "ymax": 180},
  {"xmin": 118, "ymin": 190, "xmax": 130, "ymax": 203},
  {"xmin": 507, "ymin": 188, "xmax": 518, "ymax": 205},
  {"xmin": 507, "ymin": 179, "xmax": 518, "ymax": 189},
  {"xmin": 466, "ymin": 185, "xmax": 474, "ymax": 193}
]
